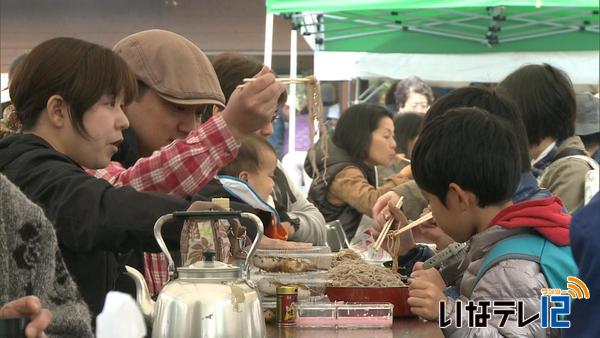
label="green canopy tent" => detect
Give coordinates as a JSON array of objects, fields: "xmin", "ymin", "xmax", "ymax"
[
  {"xmin": 264, "ymin": 0, "xmax": 598, "ymax": 82},
  {"xmin": 263, "ymin": 0, "xmax": 598, "ymax": 151},
  {"xmin": 267, "ymin": 0, "xmax": 598, "ymax": 54}
]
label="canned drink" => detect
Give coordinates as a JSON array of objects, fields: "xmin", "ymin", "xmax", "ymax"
[{"xmin": 276, "ymin": 285, "xmax": 298, "ymax": 326}]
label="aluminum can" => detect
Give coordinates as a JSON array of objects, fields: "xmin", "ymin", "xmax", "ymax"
[{"xmin": 276, "ymin": 285, "xmax": 298, "ymax": 326}]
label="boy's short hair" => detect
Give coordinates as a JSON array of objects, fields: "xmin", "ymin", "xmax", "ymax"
[
  {"xmin": 498, "ymin": 63, "xmax": 576, "ymax": 146},
  {"xmin": 219, "ymin": 134, "xmax": 276, "ymax": 176},
  {"xmin": 412, "ymin": 107, "xmax": 522, "ymax": 207},
  {"xmin": 10, "ymin": 37, "xmax": 137, "ymax": 135},
  {"xmin": 424, "ymin": 86, "xmax": 531, "ymax": 172},
  {"xmin": 333, "ymin": 103, "xmax": 393, "ymax": 163}
]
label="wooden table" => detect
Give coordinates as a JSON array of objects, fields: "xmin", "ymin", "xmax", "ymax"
[{"xmin": 266, "ymin": 318, "xmax": 443, "ymax": 338}]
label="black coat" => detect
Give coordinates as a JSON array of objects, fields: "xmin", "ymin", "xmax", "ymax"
[{"xmin": 0, "ymin": 134, "xmax": 190, "ymax": 317}]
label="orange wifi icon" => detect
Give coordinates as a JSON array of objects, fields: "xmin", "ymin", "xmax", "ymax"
[{"xmin": 566, "ymin": 276, "xmax": 590, "ymax": 299}]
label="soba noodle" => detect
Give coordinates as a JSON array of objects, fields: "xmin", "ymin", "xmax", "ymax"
[
  {"xmin": 384, "ymin": 235, "xmax": 402, "ymax": 273},
  {"xmin": 332, "ymin": 249, "xmax": 361, "ymax": 266},
  {"xmin": 305, "ymin": 76, "xmax": 330, "ymax": 184},
  {"xmin": 329, "ymin": 250, "xmax": 404, "ymax": 287}
]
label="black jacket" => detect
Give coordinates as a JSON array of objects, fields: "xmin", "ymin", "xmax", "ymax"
[
  {"xmin": 0, "ymin": 134, "xmax": 189, "ymax": 317},
  {"xmin": 304, "ymin": 140, "xmax": 376, "ymax": 240}
]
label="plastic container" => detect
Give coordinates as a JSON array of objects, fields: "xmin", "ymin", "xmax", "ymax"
[
  {"xmin": 295, "ymin": 302, "xmax": 393, "ymax": 328},
  {"xmin": 262, "ymin": 300, "xmax": 277, "ymax": 324},
  {"xmin": 254, "ymin": 246, "xmax": 331, "ymax": 255},
  {"xmin": 325, "ymin": 286, "xmax": 412, "ymax": 317},
  {"xmin": 252, "ymin": 247, "xmax": 334, "ymax": 273},
  {"xmin": 253, "ymin": 271, "xmax": 330, "ymax": 299}
]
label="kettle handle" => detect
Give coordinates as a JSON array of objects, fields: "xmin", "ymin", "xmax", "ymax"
[
  {"xmin": 239, "ymin": 212, "xmax": 264, "ymax": 278},
  {"xmin": 153, "ymin": 212, "xmax": 264, "ymax": 280}
]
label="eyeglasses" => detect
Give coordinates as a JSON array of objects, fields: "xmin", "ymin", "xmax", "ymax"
[
  {"xmin": 271, "ymin": 112, "xmax": 279, "ymax": 122},
  {"xmin": 406, "ymin": 102, "xmax": 429, "ymax": 110}
]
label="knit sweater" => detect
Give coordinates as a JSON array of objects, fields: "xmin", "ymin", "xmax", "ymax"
[{"xmin": 0, "ymin": 174, "xmax": 93, "ymax": 337}]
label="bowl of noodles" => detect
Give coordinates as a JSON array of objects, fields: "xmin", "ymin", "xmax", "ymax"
[{"xmin": 325, "ymin": 250, "xmax": 412, "ymax": 317}]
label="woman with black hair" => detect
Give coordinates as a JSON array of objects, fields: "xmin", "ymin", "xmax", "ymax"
[{"xmin": 305, "ymin": 103, "xmax": 409, "ymax": 240}]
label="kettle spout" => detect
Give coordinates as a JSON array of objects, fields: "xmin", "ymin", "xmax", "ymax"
[{"xmin": 124, "ymin": 265, "xmax": 155, "ymax": 327}]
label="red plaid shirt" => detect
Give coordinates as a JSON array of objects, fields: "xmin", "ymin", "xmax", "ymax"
[{"xmin": 88, "ymin": 114, "xmax": 239, "ymax": 294}]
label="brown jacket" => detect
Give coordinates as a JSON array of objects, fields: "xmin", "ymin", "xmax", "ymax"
[
  {"xmin": 540, "ymin": 136, "xmax": 593, "ymax": 213},
  {"xmin": 327, "ymin": 166, "xmax": 409, "ymax": 217}
]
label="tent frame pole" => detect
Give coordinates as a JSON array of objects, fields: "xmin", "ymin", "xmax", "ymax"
[
  {"xmin": 264, "ymin": 13, "xmax": 274, "ymax": 68},
  {"xmin": 353, "ymin": 78, "xmax": 360, "ymax": 104},
  {"xmin": 359, "ymin": 82, "xmax": 388, "ymax": 103},
  {"xmin": 288, "ymin": 29, "xmax": 298, "ymax": 155}
]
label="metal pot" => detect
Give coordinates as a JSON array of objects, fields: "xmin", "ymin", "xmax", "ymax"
[{"xmin": 125, "ymin": 211, "xmax": 265, "ymax": 338}]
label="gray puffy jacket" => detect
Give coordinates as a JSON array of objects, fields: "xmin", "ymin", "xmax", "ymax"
[{"xmin": 440, "ymin": 226, "xmax": 560, "ymax": 337}]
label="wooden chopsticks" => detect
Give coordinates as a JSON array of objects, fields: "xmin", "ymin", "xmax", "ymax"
[
  {"xmin": 237, "ymin": 77, "xmax": 312, "ymax": 89},
  {"xmin": 387, "ymin": 212, "xmax": 434, "ymax": 238},
  {"xmin": 374, "ymin": 196, "xmax": 404, "ymax": 251}
]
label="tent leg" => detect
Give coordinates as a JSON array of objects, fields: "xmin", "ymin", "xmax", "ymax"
[
  {"xmin": 288, "ymin": 29, "xmax": 298, "ymax": 154},
  {"xmin": 354, "ymin": 78, "xmax": 360, "ymax": 104},
  {"xmin": 345, "ymin": 81, "xmax": 352, "ymax": 110},
  {"xmin": 264, "ymin": 13, "xmax": 274, "ymax": 68}
]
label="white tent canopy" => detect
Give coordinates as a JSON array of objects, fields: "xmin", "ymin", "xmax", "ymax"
[{"xmin": 314, "ymin": 51, "xmax": 600, "ymax": 84}]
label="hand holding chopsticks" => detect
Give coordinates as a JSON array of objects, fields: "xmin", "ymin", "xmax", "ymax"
[{"xmin": 374, "ymin": 196, "xmax": 404, "ymax": 251}]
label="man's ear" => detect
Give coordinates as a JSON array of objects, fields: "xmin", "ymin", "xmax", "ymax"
[
  {"xmin": 238, "ymin": 171, "xmax": 250, "ymax": 182},
  {"xmin": 448, "ymin": 182, "xmax": 476, "ymax": 211},
  {"xmin": 45, "ymin": 95, "xmax": 68, "ymax": 128}
]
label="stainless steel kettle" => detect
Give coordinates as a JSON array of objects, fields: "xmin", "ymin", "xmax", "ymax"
[{"xmin": 125, "ymin": 211, "xmax": 266, "ymax": 338}]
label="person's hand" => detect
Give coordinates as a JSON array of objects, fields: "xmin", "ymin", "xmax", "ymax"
[
  {"xmin": 0, "ymin": 296, "xmax": 52, "ymax": 338},
  {"xmin": 407, "ymin": 265, "xmax": 447, "ymax": 321},
  {"xmin": 418, "ymin": 208, "xmax": 454, "ymax": 250},
  {"xmin": 280, "ymin": 221, "xmax": 295, "ymax": 238},
  {"xmin": 372, "ymin": 191, "xmax": 401, "ymax": 231},
  {"xmin": 221, "ymin": 66, "xmax": 286, "ymax": 141},
  {"xmin": 379, "ymin": 201, "xmax": 416, "ymax": 256},
  {"xmin": 258, "ymin": 236, "xmax": 312, "ymax": 250},
  {"xmin": 399, "ymin": 165, "xmax": 412, "ymax": 179},
  {"xmin": 411, "ymin": 262, "xmax": 447, "ymax": 290}
]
